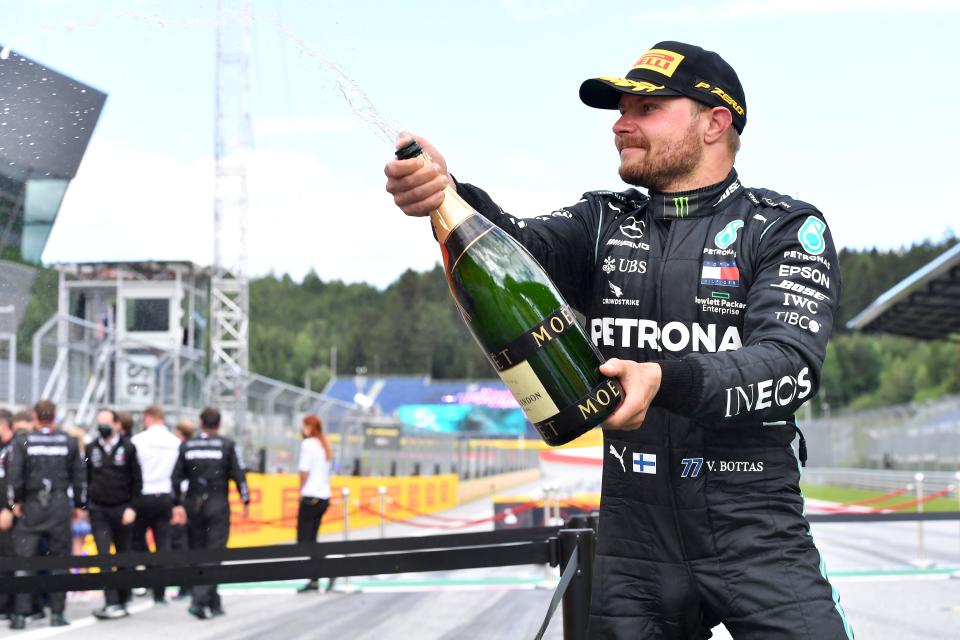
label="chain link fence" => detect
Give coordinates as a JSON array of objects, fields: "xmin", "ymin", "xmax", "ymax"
[{"xmin": 802, "ymin": 394, "xmax": 960, "ymax": 471}]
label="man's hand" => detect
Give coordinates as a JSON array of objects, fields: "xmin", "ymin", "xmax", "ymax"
[
  {"xmin": 11, "ymin": 503, "xmax": 22, "ymax": 519},
  {"xmin": 71, "ymin": 508, "xmax": 85, "ymax": 521},
  {"xmin": 171, "ymin": 505, "xmax": 186, "ymax": 525},
  {"xmin": 121, "ymin": 507, "xmax": 136, "ymax": 526},
  {"xmin": 384, "ymin": 134, "xmax": 452, "ymax": 217},
  {"xmin": 0, "ymin": 508, "xmax": 13, "ymax": 531},
  {"xmin": 600, "ymin": 359, "xmax": 663, "ymax": 430}
]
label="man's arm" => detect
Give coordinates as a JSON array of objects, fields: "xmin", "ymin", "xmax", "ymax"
[
  {"xmin": 69, "ymin": 435, "xmax": 86, "ymax": 512},
  {"xmin": 170, "ymin": 443, "xmax": 187, "ymax": 505},
  {"xmin": 228, "ymin": 442, "xmax": 250, "ymax": 511},
  {"xmin": 129, "ymin": 441, "xmax": 143, "ymax": 500},
  {"xmin": 384, "ymin": 134, "xmax": 601, "ymax": 311}
]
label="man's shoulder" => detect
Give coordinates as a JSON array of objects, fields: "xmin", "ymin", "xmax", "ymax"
[{"xmin": 739, "ymin": 186, "xmax": 822, "ymax": 217}]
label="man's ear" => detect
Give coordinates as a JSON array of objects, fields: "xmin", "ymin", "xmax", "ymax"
[{"xmin": 704, "ymin": 107, "xmax": 733, "ymax": 145}]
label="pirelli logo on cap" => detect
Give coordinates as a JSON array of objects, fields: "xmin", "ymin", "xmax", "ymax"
[
  {"xmin": 633, "ymin": 49, "xmax": 684, "ymax": 77},
  {"xmin": 694, "ymin": 80, "xmax": 745, "ymax": 116}
]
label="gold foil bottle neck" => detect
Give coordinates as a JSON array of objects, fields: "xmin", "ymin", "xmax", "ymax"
[{"xmin": 421, "ymin": 155, "xmax": 475, "ymax": 244}]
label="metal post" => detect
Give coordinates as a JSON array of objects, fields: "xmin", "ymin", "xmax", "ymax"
[
  {"xmin": 334, "ymin": 487, "xmax": 358, "ymax": 593},
  {"xmin": 378, "ymin": 486, "xmax": 387, "ymax": 539},
  {"xmin": 543, "ymin": 485, "xmax": 552, "ymax": 528},
  {"xmin": 956, "ymin": 472, "xmax": 960, "ymax": 556},
  {"xmin": 537, "ymin": 486, "xmax": 557, "ymax": 588},
  {"xmin": 912, "ymin": 472, "xmax": 931, "ymax": 568},
  {"xmin": 559, "ymin": 528, "xmax": 596, "ymax": 640}
]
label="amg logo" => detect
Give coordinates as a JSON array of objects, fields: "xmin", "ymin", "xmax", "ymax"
[
  {"xmin": 724, "ymin": 368, "xmax": 813, "ymax": 418},
  {"xmin": 590, "ymin": 318, "xmax": 742, "ymax": 352}
]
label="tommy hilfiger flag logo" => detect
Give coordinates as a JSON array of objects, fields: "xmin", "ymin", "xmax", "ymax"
[
  {"xmin": 700, "ymin": 261, "xmax": 740, "ymax": 287},
  {"xmin": 632, "ymin": 452, "xmax": 657, "ymax": 474}
]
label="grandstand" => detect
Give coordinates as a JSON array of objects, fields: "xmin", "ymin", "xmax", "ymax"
[{"xmin": 323, "ymin": 375, "xmax": 531, "ymax": 437}]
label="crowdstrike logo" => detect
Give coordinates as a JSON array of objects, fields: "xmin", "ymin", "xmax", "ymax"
[
  {"xmin": 608, "ymin": 282, "xmax": 623, "ymax": 298},
  {"xmin": 590, "ymin": 318, "xmax": 742, "ymax": 352}
]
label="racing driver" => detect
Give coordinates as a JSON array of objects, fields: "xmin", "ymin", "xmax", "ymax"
[{"xmin": 385, "ymin": 41, "xmax": 853, "ymax": 639}]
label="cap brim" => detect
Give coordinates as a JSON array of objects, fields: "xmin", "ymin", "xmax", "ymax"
[{"xmin": 579, "ymin": 77, "xmax": 683, "ymax": 109}]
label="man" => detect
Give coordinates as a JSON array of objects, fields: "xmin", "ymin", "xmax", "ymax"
[
  {"xmin": 168, "ymin": 419, "xmax": 195, "ymax": 600},
  {"xmin": 130, "ymin": 405, "xmax": 182, "ymax": 604},
  {"xmin": 86, "ymin": 408, "xmax": 142, "ymax": 620},
  {"xmin": 7, "ymin": 400, "xmax": 84, "ymax": 629},
  {"xmin": 171, "ymin": 407, "xmax": 249, "ymax": 620},
  {"xmin": 0, "ymin": 410, "xmax": 16, "ymax": 620},
  {"xmin": 385, "ymin": 41, "xmax": 852, "ymax": 639}
]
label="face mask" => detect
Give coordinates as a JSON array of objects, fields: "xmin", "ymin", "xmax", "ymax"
[{"xmin": 97, "ymin": 424, "xmax": 113, "ymax": 439}]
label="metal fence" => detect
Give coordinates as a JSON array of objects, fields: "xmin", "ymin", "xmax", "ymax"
[
  {"xmin": 801, "ymin": 394, "xmax": 960, "ymax": 470},
  {"xmin": 802, "ymin": 467, "xmax": 958, "ymax": 494}
]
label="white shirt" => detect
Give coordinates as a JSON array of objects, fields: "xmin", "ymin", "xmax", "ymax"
[
  {"xmin": 131, "ymin": 424, "xmax": 182, "ymax": 495},
  {"xmin": 298, "ymin": 438, "xmax": 331, "ymax": 499}
]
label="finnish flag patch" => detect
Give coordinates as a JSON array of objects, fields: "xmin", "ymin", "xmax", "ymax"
[{"xmin": 632, "ymin": 452, "xmax": 657, "ymax": 475}]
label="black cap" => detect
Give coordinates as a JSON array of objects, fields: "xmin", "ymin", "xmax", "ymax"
[{"xmin": 579, "ymin": 41, "xmax": 747, "ymax": 134}]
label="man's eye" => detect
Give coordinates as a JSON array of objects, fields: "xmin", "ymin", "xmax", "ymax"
[{"xmin": 643, "ymin": 104, "xmax": 656, "ymax": 113}]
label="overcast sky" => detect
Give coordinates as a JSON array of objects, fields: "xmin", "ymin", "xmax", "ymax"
[{"xmin": 5, "ymin": 0, "xmax": 958, "ymax": 287}]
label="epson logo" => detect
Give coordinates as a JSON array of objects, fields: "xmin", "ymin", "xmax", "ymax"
[
  {"xmin": 590, "ymin": 318, "xmax": 742, "ymax": 352},
  {"xmin": 778, "ymin": 264, "xmax": 830, "ymax": 289},
  {"xmin": 724, "ymin": 368, "xmax": 813, "ymax": 418},
  {"xmin": 770, "ymin": 280, "xmax": 830, "ymax": 302}
]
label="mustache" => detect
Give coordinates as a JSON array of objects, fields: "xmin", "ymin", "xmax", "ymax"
[{"xmin": 616, "ymin": 136, "xmax": 648, "ymax": 152}]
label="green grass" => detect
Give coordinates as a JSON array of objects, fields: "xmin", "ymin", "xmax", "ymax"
[{"xmin": 800, "ymin": 483, "xmax": 959, "ymax": 513}]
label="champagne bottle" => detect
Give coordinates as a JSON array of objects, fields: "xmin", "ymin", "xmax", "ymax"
[{"xmin": 396, "ymin": 140, "xmax": 622, "ymax": 446}]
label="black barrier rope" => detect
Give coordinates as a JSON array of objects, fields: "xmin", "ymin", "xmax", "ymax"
[
  {"xmin": 534, "ymin": 545, "xmax": 578, "ymax": 640},
  {"xmin": 0, "ymin": 526, "xmax": 563, "ymax": 594},
  {"xmin": 0, "ymin": 525, "xmax": 562, "ymax": 573}
]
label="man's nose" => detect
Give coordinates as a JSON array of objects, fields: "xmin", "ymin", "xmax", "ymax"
[{"xmin": 613, "ymin": 113, "xmax": 635, "ymax": 135}]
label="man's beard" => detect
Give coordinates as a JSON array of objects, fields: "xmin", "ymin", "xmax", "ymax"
[{"xmin": 617, "ymin": 122, "xmax": 703, "ymax": 192}]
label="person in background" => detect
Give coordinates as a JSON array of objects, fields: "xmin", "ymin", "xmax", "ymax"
[
  {"xmin": 6, "ymin": 412, "xmax": 45, "ymax": 624},
  {"xmin": 130, "ymin": 405, "xmax": 182, "ymax": 605},
  {"xmin": 171, "ymin": 407, "xmax": 249, "ymax": 620},
  {"xmin": 116, "ymin": 412, "xmax": 134, "ymax": 438},
  {"xmin": 63, "ymin": 423, "xmax": 91, "ymax": 586},
  {"xmin": 86, "ymin": 409, "xmax": 142, "ymax": 620},
  {"xmin": 0, "ymin": 410, "xmax": 16, "ymax": 621},
  {"xmin": 7, "ymin": 400, "xmax": 85, "ymax": 629},
  {"xmin": 167, "ymin": 419, "xmax": 195, "ymax": 601},
  {"xmin": 295, "ymin": 414, "xmax": 333, "ymax": 594},
  {"xmin": 10, "ymin": 412, "xmax": 33, "ymax": 434}
]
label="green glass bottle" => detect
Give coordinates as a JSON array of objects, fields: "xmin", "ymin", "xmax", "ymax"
[{"xmin": 396, "ymin": 141, "xmax": 622, "ymax": 446}]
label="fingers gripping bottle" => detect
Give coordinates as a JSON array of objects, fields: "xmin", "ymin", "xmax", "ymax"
[{"xmin": 396, "ymin": 141, "xmax": 622, "ymax": 446}]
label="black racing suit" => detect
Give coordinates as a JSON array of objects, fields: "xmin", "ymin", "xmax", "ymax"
[
  {"xmin": 86, "ymin": 435, "xmax": 143, "ymax": 607},
  {"xmin": 171, "ymin": 431, "xmax": 249, "ymax": 612},
  {"xmin": 0, "ymin": 437, "xmax": 15, "ymax": 615},
  {"xmin": 457, "ymin": 170, "xmax": 853, "ymax": 639},
  {"xmin": 6, "ymin": 427, "xmax": 85, "ymax": 616}
]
